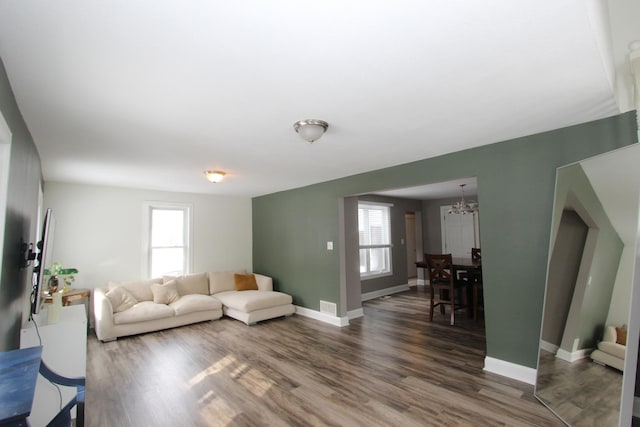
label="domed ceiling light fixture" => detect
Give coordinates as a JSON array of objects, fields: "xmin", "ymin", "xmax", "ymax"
[
  {"xmin": 204, "ymin": 170, "xmax": 226, "ymax": 183},
  {"xmin": 448, "ymin": 184, "xmax": 478, "ymax": 214},
  {"xmin": 293, "ymin": 119, "xmax": 329, "ymax": 143}
]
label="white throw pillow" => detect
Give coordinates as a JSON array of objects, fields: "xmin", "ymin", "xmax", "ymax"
[
  {"xmin": 107, "ymin": 277, "xmax": 161, "ymax": 302},
  {"xmin": 105, "ymin": 286, "xmax": 138, "ymax": 313},
  {"xmin": 208, "ymin": 270, "xmax": 246, "ymax": 294},
  {"xmin": 151, "ymin": 280, "xmax": 181, "ymax": 305},
  {"xmin": 165, "ymin": 272, "xmax": 209, "ymax": 295}
]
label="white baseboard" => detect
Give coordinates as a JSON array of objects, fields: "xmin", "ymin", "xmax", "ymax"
[
  {"xmin": 483, "ymin": 356, "xmax": 537, "ymax": 385},
  {"xmin": 634, "ymin": 396, "xmax": 640, "ymax": 418},
  {"xmin": 416, "ymin": 279, "xmax": 426, "ymax": 286},
  {"xmin": 539, "ymin": 340, "xmax": 558, "ymax": 354},
  {"xmin": 295, "ymin": 305, "xmax": 349, "ymax": 327},
  {"xmin": 555, "ymin": 348, "xmax": 592, "ymax": 363},
  {"xmin": 347, "ymin": 308, "xmax": 364, "ymax": 320},
  {"xmin": 361, "ymin": 284, "xmax": 410, "ymax": 302}
]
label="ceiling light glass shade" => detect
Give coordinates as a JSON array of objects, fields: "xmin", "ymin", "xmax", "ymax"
[
  {"xmin": 204, "ymin": 170, "xmax": 225, "ymax": 183},
  {"xmin": 293, "ymin": 119, "xmax": 329, "ymax": 143},
  {"xmin": 448, "ymin": 184, "xmax": 479, "ymax": 214}
]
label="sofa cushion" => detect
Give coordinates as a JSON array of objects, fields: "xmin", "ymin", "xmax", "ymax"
[
  {"xmin": 151, "ymin": 280, "xmax": 181, "ymax": 304},
  {"xmin": 165, "ymin": 272, "xmax": 209, "ymax": 296},
  {"xmin": 597, "ymin": 341, "xmax": 626, "ymax": 360},
  {"xmin": 108, "ymin": 278, "xmax": 161, "ymax": 302},
  {"xmin": 105, "ymin": 286, "xmax": 138, "ymax": 313},
  {"xmin": 170, "ymin": 294, "xmax": 222, "ymax": 316},
  {"xmin": 214, "ymin": 290, "xmax": 292, "ymax": 312},
  {"xmin": 234, "ymin": 274, "xmax": 258, "ymax": 291},
  {"xmin": 113, "ymin": 301, "xmax": 175, "ymax": 325},
  {"xmin": 208, "ymin": 270, "xmax": 246, "ymax": 294}
]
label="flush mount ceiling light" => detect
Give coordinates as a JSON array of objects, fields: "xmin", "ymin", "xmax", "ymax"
[
  {"xmin": 204, "ymin": 170, "xmax": 226, "ymax": 183},
  {"xmin": 293, "ymin": 119, "xmax": 329, "ymax": 143},
  {"xmin": 448, "ymin": 184, "xmax": 479, "ymax": 214}
]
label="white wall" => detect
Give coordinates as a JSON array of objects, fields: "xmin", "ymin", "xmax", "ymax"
[
  {"xmin": 606, "ymin": 244, "xmax": 634, "ymax": 327},
  {"xmin": 43, "ymin": 182, "xmax": 252, "ymax": 289}
]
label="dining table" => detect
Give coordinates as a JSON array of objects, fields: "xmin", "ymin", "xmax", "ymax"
[
  {"xmin": 415, "ymin": 256, "xmax": 483, "ymax": 319},
  {"xmin": 415, "ymin": 256, "xmax": 481, "ymax": 272}
]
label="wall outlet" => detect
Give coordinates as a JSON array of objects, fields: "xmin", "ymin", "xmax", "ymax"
[{"xmin": 327, "ymin": 241, "xmax": 333, "ymax": 250}]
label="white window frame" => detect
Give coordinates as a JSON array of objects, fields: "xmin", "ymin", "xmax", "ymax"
[
  {"xmin": 142, "ymin": 201, "xmax": 193, "ymax": 279},
  {"xmin": 358, "ymin": 201, "xmax": 393, "ymax": 279}
]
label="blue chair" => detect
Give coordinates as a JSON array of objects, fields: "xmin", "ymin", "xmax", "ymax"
[{"xmin": 38, "ymin": 361, "xmax": 85, "ymax": 427}]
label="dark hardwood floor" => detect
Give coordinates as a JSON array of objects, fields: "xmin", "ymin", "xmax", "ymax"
[{"xmin": 85, "ymin": 288, "xmax": 563, "ymax": 426}]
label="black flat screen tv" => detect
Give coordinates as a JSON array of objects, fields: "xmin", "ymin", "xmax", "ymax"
[{"xmin": 31, "ymin": 208, "xmax": 55, "ymax": 315}]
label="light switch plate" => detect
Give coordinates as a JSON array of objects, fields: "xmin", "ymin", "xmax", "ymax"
[{"xmin": 327, "ymin": 241, "xmax": 333, "ymax": 250}]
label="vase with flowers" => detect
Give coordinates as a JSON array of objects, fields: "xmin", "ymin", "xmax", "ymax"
[{"xmin": 46, "ymin": 262, "xmax": 79, "ymax": 294}]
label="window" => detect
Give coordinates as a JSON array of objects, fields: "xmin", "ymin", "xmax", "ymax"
[
  {"xmin": 358, "ymin": 202, "xmax": 392, "ymax": 278},
  {"xmin": 143, "ymin": 202, "xmax": 192, "ymax": 278}
]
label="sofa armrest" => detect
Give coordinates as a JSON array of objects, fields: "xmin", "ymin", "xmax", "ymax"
[
  {"xmin": 254, "ymin": 274, "xmax": 273, "ymax": 292},
  {"xmin": 93, "ymin": 287, "xmax": 116, "ymax": 341}
]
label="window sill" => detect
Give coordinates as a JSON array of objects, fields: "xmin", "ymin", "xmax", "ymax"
[{"xmin": 360, "ymin": 272, "xmax": 393, "ymax": 281}]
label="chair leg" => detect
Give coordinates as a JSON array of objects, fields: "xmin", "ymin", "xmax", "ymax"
[
  {"xmin": 473, "ymin": 284, "xmax": 478, "ymax": 321},
  {"xmin": 449, "ymin": 288, "xmax": 455, "ymax": 325},
  {"xmin": 429, "ymin": 284, "xmax": 435, "ymax": 321}
]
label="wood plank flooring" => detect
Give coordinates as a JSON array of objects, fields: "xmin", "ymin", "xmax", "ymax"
[
  {"xmin": 85, "ymin": 288, "xmax": 563, "ymax": 426},
  {"xmin": 536, "ymin": 349, "xmax": 622, "ymax": 426}
]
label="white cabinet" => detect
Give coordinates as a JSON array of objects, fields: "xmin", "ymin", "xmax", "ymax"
[{"xmin": 20, "ymin": 305, "xmax": 87, "ymax": 427}]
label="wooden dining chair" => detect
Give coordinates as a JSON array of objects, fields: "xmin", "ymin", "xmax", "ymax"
[
  {"xmin": 466, "ymin": 248, "xmax": 483, "ymax": 320},
  {"xmin": 425, "ymin": 253, "xmax": 469, "ymax": 325}
]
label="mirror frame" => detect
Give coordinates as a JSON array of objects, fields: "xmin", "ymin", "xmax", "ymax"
[{"xmin": 535, "ymin": 144, "xmax": 640, "ymax": 426}]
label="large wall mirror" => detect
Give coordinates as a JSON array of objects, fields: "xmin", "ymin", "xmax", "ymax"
[{"xmin": 535, "ymin": 144, "xmax": 640, "ymax": 426}]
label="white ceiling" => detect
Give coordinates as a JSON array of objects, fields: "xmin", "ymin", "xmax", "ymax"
[{"xmin": 0, "ymin": 1, "xmax": 638, "ymax": 198}]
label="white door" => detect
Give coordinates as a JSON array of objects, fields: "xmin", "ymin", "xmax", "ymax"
[{"xmin": 440, "ymin": 206, "xmax": 479, "ymax": 257}]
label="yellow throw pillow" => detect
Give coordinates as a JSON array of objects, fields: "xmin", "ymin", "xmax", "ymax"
[
  {"xmin": 616, "ymin": 326, "xmax": 627, "ymax": 346},
  {"xmin": 234, "ymin": 274, "xmax": 258, "ymax": 291}
]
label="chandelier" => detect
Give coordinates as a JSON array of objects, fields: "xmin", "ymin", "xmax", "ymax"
[{"xmin": 448, "ymin": 184, "xmax": 478, "ymax": 214}]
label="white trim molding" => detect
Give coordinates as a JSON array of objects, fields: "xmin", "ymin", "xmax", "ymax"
[
  {"xmin": 361, "ymin": 284, "xmax": 410, "ymax": 302},
  {"xmin": 347, "ymin": 308, "xmax": 364, "ymax": 320},
  {"xmin": 483, "ymin": 356, "xmax": 537, "ymax": 385},
  {"xmin": 555, "ymin": 348, "xmax": 592, "ymax": 363},
  {"xmin": 295, "ymin": 305, "xmax": 349, "ymax": 327},
  {"xmin": 539, "ymin": 340, "xmax": 559, "ymax": 354}
]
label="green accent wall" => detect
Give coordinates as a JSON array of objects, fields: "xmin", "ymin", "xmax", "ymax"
[{"xmin": 253, "ymin": 111, "xmax": 637, "ymax": 368}]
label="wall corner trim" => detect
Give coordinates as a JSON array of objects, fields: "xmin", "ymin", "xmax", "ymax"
[
  {"xmin": 347, "ymin": 308, "xmax": 363, "ymax": 320},
  {"xmin": 295, "ymin": 305, "xmax": 349, "ymax": 327},
  {"xmin": 555, "ymin": 348, "xmax": 592, "ymax": 363},
  {"xmin": 483, "ymin": 356, "xmax": 537, "ymax": 385}
]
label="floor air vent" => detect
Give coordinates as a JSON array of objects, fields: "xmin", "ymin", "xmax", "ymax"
[{"xmin": 320, "ymin": 300, "xmax": 337, "ymax": 316}]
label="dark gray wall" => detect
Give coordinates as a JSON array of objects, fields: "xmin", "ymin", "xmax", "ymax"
[
  {"xmin": 0, "ymin": 57, "xmax": 42, "ymax": 351},
  {"xmin": 253, "ymin": 112, "xmax": 637, "ymax": 369}
]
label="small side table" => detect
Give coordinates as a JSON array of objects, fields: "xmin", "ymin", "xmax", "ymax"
[{"xmin": 45, "ymin": 288, "xmax": 91, "ymax": 307}]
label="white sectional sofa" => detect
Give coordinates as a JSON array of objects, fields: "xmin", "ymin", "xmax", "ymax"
[
  {"xmin": 590, "ymin": 325, "xmax": 626, "ymax": 371},
  {"xmin": 94, "ymin": 271, "xmax": 294, "ymax": 342}
]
